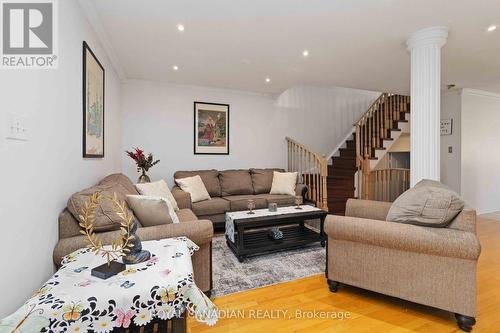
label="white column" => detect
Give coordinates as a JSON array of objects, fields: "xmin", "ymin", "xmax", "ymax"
[{"xmin": 406, "ymin": 26, "xmax": 448, "ymax": 186}]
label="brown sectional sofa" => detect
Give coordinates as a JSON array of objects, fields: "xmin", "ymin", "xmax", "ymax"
[
  {"xmin": 171, "ymin": 168, "xmax": 308, "ymax": 229},
  {"xmin": 53, "ymin": 174, "xmax": 213, "ymax": 294}
]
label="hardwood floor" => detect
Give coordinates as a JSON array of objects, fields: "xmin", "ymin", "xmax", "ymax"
[{"xmin": 189, "ymin": 217, "xmax": 500, "ymax": 332}]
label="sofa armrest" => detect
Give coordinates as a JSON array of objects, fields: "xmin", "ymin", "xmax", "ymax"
[
  {"xmin": 137, "ymin": 220, "xmax": 213, "ymax": 246},
  {"xmin": 172, "ymin": 186, "xmax": 192, "ymax": 209},
  {"xmin": 295, "ymin": 183, "xmax": 308, "ymax": 198},
  {"xmin": 325, "ymin": 215, "xmax": 481, "ymax": 260},
  {"xmin": 53, "ymin": 220, "xmax": 213, "ymax": 266},
  {"xmin": 345, "ymin": 199, "xmax": 392, "ymax": 220}
]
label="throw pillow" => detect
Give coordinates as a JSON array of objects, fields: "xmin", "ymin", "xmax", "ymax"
[
  {"xmin": 270, "ymin": 171, "xmax": 298, "ymax": 196},
  {"xmin": 68, "ymin": 184, "xmax": 136, "ymax": 233},
  {"xmin": 135, "ymin": 179, "xmax": 179, "ymax": 211},
  {"xmin": 175, "ymin": 175, "xmax": 211, "ymax": 203},
  {"xmin": 250, "ymin": 168, "xmax": 285, "ymax": 194},
  {"xmin": 386, "ymin": 179, "xmax": 465, "ymax": 227},
  {"xmin": 126, "ymin": 195, "xmax": 180, "ymax": 227}
]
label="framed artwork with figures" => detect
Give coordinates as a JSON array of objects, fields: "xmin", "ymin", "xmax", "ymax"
[
  {"xmin": 194, "ymin": 102, "xmax": 229, "ymax": 155},
  {"xmin": 82, "ymin": 41, "xmax": 105, "ymax": 158}
]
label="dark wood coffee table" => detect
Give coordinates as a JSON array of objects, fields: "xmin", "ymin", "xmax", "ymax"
[{"xmin": 225, "ymin": 206, "xmax": 328, "ymax": 262}]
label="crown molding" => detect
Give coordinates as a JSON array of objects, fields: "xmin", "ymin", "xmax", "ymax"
[
  {"xmin": 462, "ymin": 88, "xmax": 500, "ymax": 99},
  {"xmin": 78, "ymin": 0, "xmax": 126, "ymax": 81}
]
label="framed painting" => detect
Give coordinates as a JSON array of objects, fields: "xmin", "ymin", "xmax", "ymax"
[
  {"xmin": 194, "ymin": 102, "xmax": 230, "ymax": 155},
  {"xmin": 82, "ymin": 41, "xmax": 105, "ymax": 158}
]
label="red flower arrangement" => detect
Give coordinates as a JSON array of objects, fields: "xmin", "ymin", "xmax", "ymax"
[{"xmin": 126, "ymin": 147, "xmax": 160, "ymax": 174}]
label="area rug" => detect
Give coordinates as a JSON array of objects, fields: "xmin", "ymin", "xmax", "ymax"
[{"xmin": 211, "ymin": 233, "xmax": 326, "ymax": 297}]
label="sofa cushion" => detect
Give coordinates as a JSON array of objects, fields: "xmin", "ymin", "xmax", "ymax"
[
  {"xmin": 223, "ymin": 195, "xmax": 268, "ymax": 211},
  {"xmin": 255, "ymin": 194, "xmax": 296, "ymax": 207},
  {"xmin": 98, "ymin": 173, "xmax": 138, "ymax": 195},
  {"xmin": 175, "ymin": 175, "xmax": 211, "ymax": 203},
  {"xmin": 219, "ymin": 169, "xmax": 254, "ymax": 196},
  {"xmin": 67, "ymin": 183, "xmax": 136, "ymax": 233},
  {"xmin": 126, "ymin": 195, "xmax": 179, "ymax": 226},
  {"xmin": 135, "ymin": 180, "xmax": 179, "ymax": 211},
  {"xmin": 387, "ymin": 179, "xmax": 465, "ymax": 227},
  {"xmin": 192, "ymin": 198, "xmax": 230, "ymax": 216},
  {"xmin": 250, "ymin": 168, "xmax": 285, "ymax": 194},
  {"xmin": 176, "ymin": 209, "xmax": 198, "ymax": 222},
  {"xmin": 270, "ymin": 171, "xmax": 298, "ymax": 196},
  {"xmin": 174, "ymin": 169, "xmax": 221, "ymax": 197}
]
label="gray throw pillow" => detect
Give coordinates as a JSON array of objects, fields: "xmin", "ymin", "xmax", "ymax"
[{"xmin": 386, "ymin": 179, "xmax": 465, "ymax": 227}]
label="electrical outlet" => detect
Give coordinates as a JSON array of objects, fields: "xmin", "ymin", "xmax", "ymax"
[{"xmin": 6, "ymin": 113, "xmax": 28, "ymax": 141}]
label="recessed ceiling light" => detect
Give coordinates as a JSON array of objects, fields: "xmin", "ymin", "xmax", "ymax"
[
  {"xmin": 302, "ymin": 50, "xmax": 309, "ymax": 57},
  {"xmin": 177, "ymin": 24, "xmax": 185, "ymax": 32},
  {"xmin": 265, "ymin": 77, "xmax": 271, "ymax": 83},
  {"xmin": 487, "ymin": 25, "xmax": 497, "ymax": 32},
  {"xmin": 172, "ymin": 65, "xmax": 179, "ymax": 71}
]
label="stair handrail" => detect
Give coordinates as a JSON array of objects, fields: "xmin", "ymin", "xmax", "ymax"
[
  {"xmin": 353, "ymin": 93, "xmax": 388, "ymax": 126},
  {"xmin": 285, "ymin": 137, "xmax": 328, "ymax": 211},
  {"xmin": 285, "ymin": 136, "xmax": 325, "ymax": 162}
]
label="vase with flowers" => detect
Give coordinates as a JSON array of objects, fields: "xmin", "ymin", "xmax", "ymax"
[{"xmin": 126, "ymin": 147, "xmax": 160, "ymax": 183}]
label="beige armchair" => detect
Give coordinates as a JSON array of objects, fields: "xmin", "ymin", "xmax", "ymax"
[{"xmin": 325, "ymin": 199, "xmax": 481, "ymax": 332}]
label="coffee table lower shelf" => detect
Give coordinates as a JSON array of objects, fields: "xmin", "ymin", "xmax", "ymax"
[{"xmin": 226, "ymin": 225, "xmax": 323, "ymax": 262}]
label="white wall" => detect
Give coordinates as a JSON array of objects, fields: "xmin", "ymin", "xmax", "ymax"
[
  {"xmin": 440, "ymin": 90, "xmax": 462, "ymax": 193},
  {"xmin": 275, "ymin": 86, "xmax": 380, "ymax": 155},
  {"xmin": 0, "ymin": 0, "xmax": 122, "ymax": 317},
  {"xmin": 121, "ymin": 82, "xmax": 378, "ymax": 186},
  {"xmin": 460, "ymin": 89, "xmax": 500, "ymax": 213},
  {"xmin": 121, "ymin": 80, "xmax": 286, "ymax": 186}
]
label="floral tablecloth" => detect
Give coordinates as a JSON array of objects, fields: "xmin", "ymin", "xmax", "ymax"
[{"xmin": 0, "ymin": 237, "xmax": 218, "ymax": 333}]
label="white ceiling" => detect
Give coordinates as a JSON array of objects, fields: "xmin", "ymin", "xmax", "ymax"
[{"xmin": 89, "ymin": 0, "xmax": 500, "ymax": 94}]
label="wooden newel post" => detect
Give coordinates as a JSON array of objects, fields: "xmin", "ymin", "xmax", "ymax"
[
  {"xmin": 362, "ymin": 158, "xmax": 370, "ymax": 200},
  {"xmin": 321, "ymin": 154, "xmax": 328, "ymax": 211}
]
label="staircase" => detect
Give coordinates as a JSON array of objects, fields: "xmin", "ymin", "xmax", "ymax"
[
  {"xmin": 329, "ymin": 93, "xmax": 411, "ymax": 214},
  {"xmin": 286, "ymin": 93, "xmax": 411, "ymax": 213},
  {"xmin": 327, "ymin": 135, "xmax": 357, "ymax": 215}
]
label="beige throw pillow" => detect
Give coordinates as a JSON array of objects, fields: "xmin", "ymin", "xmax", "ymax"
[
  {"xmin": 126, "ymin": 195, "xmax": 180, "ymax": 227},
  {"xmin": 175, "ymin": 175, "xmax": 211, "ymax": 203},
  {"xmin": 386, "ymin": 179, "xmax": 465, "ymax": 227},
  {"xmin": 270, "ymin": 171, "xmax": 297, "ymax": 196},
  {"xmin": 135, "ymin": 180, "xmax": 179, "ymax": 211}
]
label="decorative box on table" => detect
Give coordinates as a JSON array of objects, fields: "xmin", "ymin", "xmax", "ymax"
[{"xmin": 0, "ymin": 237, "xmax": 218, "ymax": 333}]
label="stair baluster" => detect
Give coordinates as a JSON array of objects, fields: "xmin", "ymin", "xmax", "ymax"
[{"xmin": 285, "ymin": 137, "xmax": 328, "ymax": 211}]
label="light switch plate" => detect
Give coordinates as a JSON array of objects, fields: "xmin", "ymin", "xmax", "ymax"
[
  {"xmin": 6, "ymin": 113, "xmax": 28, "ymax": 141},
  {"xmin": 448, "ymin": 146, "xmax": 453, "ymax": 153}
]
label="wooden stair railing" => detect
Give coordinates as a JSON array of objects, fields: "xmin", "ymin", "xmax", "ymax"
[
  {"xmin": 286, "ymin": 137, "xmax": 328, "ymax": 211},
  {"xmin": 354, "ymin": 93, "xmax": 410, "ymax": 201},
  {"xmin": 360, "ymin": 165, "xmax": 410, "ymax": 202}
]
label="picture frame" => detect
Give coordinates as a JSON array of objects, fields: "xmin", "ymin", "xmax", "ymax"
[
  {"xmin": 82, "ymin": 41, "xmax": 105, "ymax": 158},
  {"xmin": 194, "ymin": 102, "xmax": 230, "ymax": 155}
]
